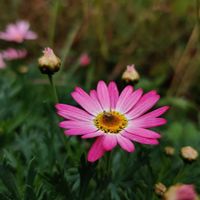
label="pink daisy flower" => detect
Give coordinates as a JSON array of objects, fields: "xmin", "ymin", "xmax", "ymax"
[
  {"xmin": 56, "ymin": 81, "xmax": 169, "ymax": 162},
  {"xmin": 0, "ymin": 20, "xmax": 37, "ymax": 43},
  {"xmin": 1, "ymin": 48, "xmax": 27, "ymax": 60}
]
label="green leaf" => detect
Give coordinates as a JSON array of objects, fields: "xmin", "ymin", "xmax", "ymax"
[
  {"xmin": 24, "ymin": 158, "xmax": 37, "ymax": 200},
  {"xmin": 0, "ymin": 164, "xmax": 21, "ymax": 200}
]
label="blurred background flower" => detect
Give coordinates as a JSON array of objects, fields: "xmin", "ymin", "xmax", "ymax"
[
  {"xmin": 0, "ymin": 20, "xmax": 37, "ymax": 43},
  {"xmin": 79, "ymin": 53, "xmax": 90, "ymax": 66},
  {"xmin": 164, "ymin": 184, "xmax": 198, "ymax": 200},
  {"xmin": 1, "ymin": 48, "xmax": 27, "ymax": 60}
]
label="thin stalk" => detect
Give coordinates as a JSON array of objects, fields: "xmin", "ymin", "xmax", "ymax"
[
  {"xmin": 49, "ymin": 0, "xmax": 60, "ymax": 47},
  {"xmin": 59, "ymin": 22, "xmax": 81, "ymax": 73},
  {"xmin": 47, "ymin": 74, "xmax": 59, "ymax": 103}
]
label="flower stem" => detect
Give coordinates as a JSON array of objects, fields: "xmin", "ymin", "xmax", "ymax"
[
  {"xmin": 106, "ymin": 152, "xmax": 112, "ymax": 177},
  {"xmin": 47, "ymin": 74, "xmax": 59, "ymax": 103}
]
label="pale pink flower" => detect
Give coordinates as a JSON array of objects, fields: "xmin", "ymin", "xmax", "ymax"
[
  {"xmin": 0, "ymin": 54, "xmax": 6, "ymax": 69},
  {"xmin": 164, "ymin": 184, "xmax": 198, "ymax": 200},
  {"xmin": 2, "ymin": 48, "xmax": 27, "ymax": 60},
  {"xmin": 56, "ymin": 81, "xmax": 169, "ymax": 162},
  {"xmin": 0, "ymin": 20, "xmax": 37, "ymax": 43},
  {"xmin": 79, "ymin": 53, "xmax": 90, "ymax": 66}
]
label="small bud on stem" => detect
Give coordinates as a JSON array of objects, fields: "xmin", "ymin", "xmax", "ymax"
[{"xmin": 38, "ymin": 47, "xmax": 61, "ymax": 75}]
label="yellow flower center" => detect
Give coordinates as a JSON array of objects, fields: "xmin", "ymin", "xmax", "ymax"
[{"xmin": 94, "ymin": 111, "xmax": 128, "ymax": 134}]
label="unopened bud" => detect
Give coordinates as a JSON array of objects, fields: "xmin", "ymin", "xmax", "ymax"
[
  {"xmin": 154, "ymin": 182, "xmax": 167, "ymax": 196},
  {"xmin": 122, "ymin": 64, "xmax": 140, "ymax": 83},
  {"xmin": 181, "ymin": 146, "xmax": 198, "ymax": 162},
  {"xmin": 79, "ymin": 53, "xmax": 90, "ymax": 66},
  {"xmin": 38, "ymin": 47, "xmax": 61, "ymax": 75},
  {"xmin": 164, "ymin": 146, "xmax": 175, "ymax": 156}
]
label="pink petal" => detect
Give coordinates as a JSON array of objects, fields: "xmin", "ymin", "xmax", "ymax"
[
  {"xmin": 123, "ymin": 131, "xmax": 159, "ymax": 145},
  {"xmin": 133, "ymin": 118, "xmax": 167, "ymax": 128},
  {"xmin": 138, "ymin": 106, "xmax": 169, "ymax": 118},
  {"xmin": 16, "ymin": 21, "xmax": 29, "ymax": 33},
  {"xmin": 108, "ymin": 81, "xmax": 119, "ymax": 110},
  {"xmin": 55, "ymin": 104, "xmax": 93, "ymax": 121},
  {"xmin": 116, "ymin": 85, "xmax": 133, "ymax": 112},
  {"xmin": 97, "ymin": 81, "xmax": 110, "ymax": 111},
  {"xmin": 87, "ymin": 136, "xmax": 105, "ymax": 162},
  {"xmin": 116, "ymin": 135, "xmax": 135, "ymax": 152},
  {"xmin": 82, "ymin": 130, "xmax": 104, "ymax": 138},
  {"xmin": 102, "ymin": 135, "xmax": 117, "ymax": 151},
  {"xmin": 140, "ymin": 90, "xmax": 157, "ymax": 99},
  {"xmin": 64, "ymin": 127, "xmax": 97, "ymax": 135},
  {"xmin": 0, "ymin": 32, "xmax": 8, "ymax": 40},
  {"xmin": 72, "ymin": 88, "xmax": 102, "ymax": 115},
  {"xmin": 125, "ymin": 127, "xmax": 161, "ymax": 139},
  {"xmin": 119, "ymin": 88, "xmax": 143, "ymax": 114},
  {"xmin": 59, "ymin": 120, "xmax": 94, "ymax": 129},
  {"xmin": 127, "ymin": 93, "xmax": 160, "ymax": 119},
  {"xmin": 90, "ymin": 90, "xmax": 98, "ymax": 100},
  {"xmin": 25, "ymin": 31, "xmax": 37, "ymax": 39}
]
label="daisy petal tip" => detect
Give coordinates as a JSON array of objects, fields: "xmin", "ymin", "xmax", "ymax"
[
  {"xmin": 98, "ymin": 80, "xmax": 107, "ymax": 88},
  {"xmin": 164, "ymin": 106, "xmax": 170, "ymax": 112},
  {"xmin": 152, "ymin": 140, "xmax": 160, "ymax": 145},
  {"xmin": 59, "ymin": 121, "xmax": 65, "ymax": 128},
  {"xmin": 64, "ymin": 130, "xmax": 73, "ymax": 136},
  {"xmin": 103, "ymin": 141, "xmax": 117, "ymax": 151},
  {"xmin": 87, "ymin": 156, "xmax": 98, "ymax": 163},
  {"xmin": 162, "ymin": 118, "xmax": 167, "ymax": 125},
  {"xmin": 126, "ymin": 145, "xmax": 135, "ymax": 153},
  {"xmin": 87, "ymin": 151, "xmax": 103, "ymax": 163},
  {"xmin": 138, "ymin": 88, "xmax": 143, "ymax": 93},
  {"xmin": 55, "ymin": 103, "xmax": 63, "ymax": 110}
]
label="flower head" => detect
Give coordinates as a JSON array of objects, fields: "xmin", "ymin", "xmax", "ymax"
[
  {"xmin": 181, "ymin": 146, "xmax": 198, "ymax": 162},
  {"xmin": 164, "ymin": 184, "xmax": 198, "ymax": 200},
  {"xmin": 56, "ymin": 81, "xmax": 169, "ymax": 162},
  {"xmin": 1, "ymin": 48, "xmax": 27, "ymax": 60},
  {"xmin": 165, "ymin": 146, "xmax": 175, "ymax": 156},
  {"xmin": 79, "ymin": 53, "xmax": 90, "ymax": 66},
  {"xmin": 122, "ymin": 64, "xmax": 140, "ymax": 82},
  {"xmin": 0, "ymin": 20, "xmax": 37, "ymax": 43},
  {"xmin": 0, "ymin": 54, "xmax": 6, "ymax": 69},
  {"xmin": 38, "ymin": 47, "xmax": 61, "ymax": 75}
]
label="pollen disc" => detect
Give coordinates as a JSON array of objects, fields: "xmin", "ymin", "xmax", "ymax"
[{"xmin": 94, "ymin": 111, "xmax": 128, "ymax": 134}]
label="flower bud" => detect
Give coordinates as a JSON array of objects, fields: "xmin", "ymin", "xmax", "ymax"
[
  {"xmin": 154, "ymin": 182, "xmax": 167, "ymax": 196},
  {"xmin": 180, "ymin": 146, "xmax": 198, "ymax": 162},
  {"xmin": 38, "ymin": 47, "xmax": 61, "ymax": 75},
  {"xmin": 122, "ymin": 64, "xmax": 140, "ymax": 83},
  {"xmin": 79, "ymin": 53, "xmax": 90, "ymax": 66},
  {"xmin": 163, "ymin": 184, "xmax": 198, "ymax": 200},
  {"xmin": 164, "ymin": 146, "xmax": 175, "ymax": 156}
]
